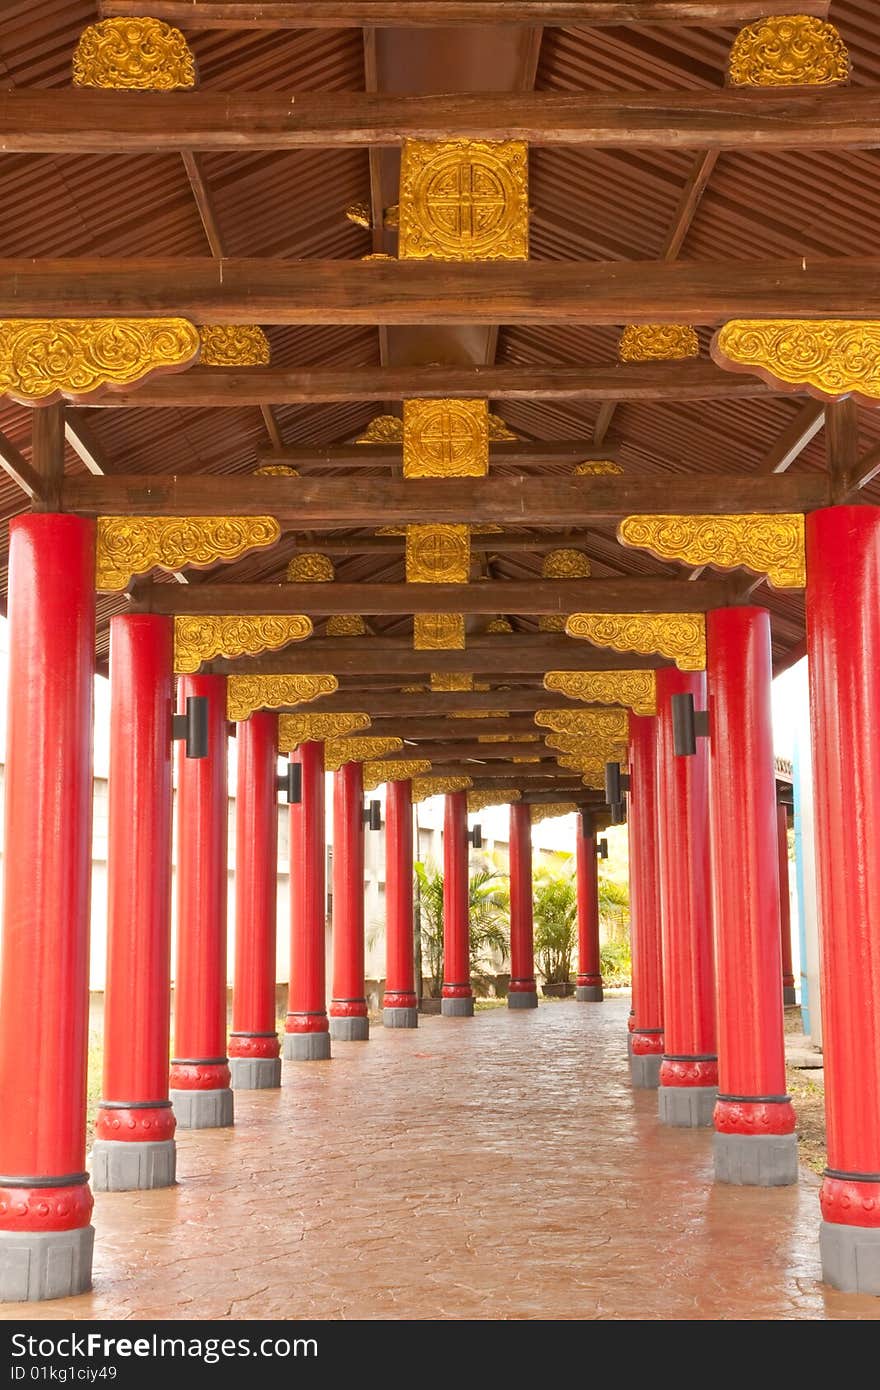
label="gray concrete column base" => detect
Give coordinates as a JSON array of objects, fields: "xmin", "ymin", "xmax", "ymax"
[
  {"xmin": 629, "ymin": 1052, "xmax": 662, "ymax": 1090},
  {"xmin": 0, "ymin": 1224, "xmax": 94, "ymax": 1303},
  {"xmin": 383, "ymin": 1007, "xmax": 419, "ymax": 1028},
  {"xmin": 169, "ymin": 1086, "xmax": 234, "ymax": 1130},
  {"xmin": 658, "ymin": 1084, "xmax": 717, "ymax": 1128},
  {"xmin": 713, "ymin": 1131, "xmax": 798, "ymax": 1187},
  {"xmin": 508, "ymin": 991, "xmax": 538, "ymax": 1009},
  {"xmin": 820, "ymin": 1220, "xmax": 880, "ymax": 1295},
  {"xmin": 230, "ymin": 1056, "xmax": 281, "ymax": 1090},
  {"xmin": 283, "ymin": 1032, "xmax": 331, "ymax": 1061},
  {"xmin": 783, "ymin": 986, "xmax": 798, "ymax": 1006},
  {"xmin": 576, "ymin": 984, "xmax": 604, "ymax": 1002},
  {"xmin": 441, "ymin": 997, "xmax": 475, "ymax": 1017},
  {"xmin": 330, "ymin": 1016, "xmax": 370, "ymax": 1041},
  {"xmin": 91, "ymin": 1138, "xmax": 176, "ymax": 1191},
  {"xmin": 626, "ymin": 1030, "xmax": 633, "ymax": 1058}
]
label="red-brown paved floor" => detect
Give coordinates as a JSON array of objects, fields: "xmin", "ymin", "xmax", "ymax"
[{"xmin": 5, "ymin": 996, "xmax": 880, "ymax": 1321}]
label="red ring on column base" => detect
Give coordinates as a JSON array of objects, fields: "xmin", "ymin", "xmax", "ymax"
[
  {"xmin": 821, "ymin": 1176, "xmax": 880, "ymax": 1228},
  {"xmin": 659, "ymin": 1058, "xmax": 719, "ymax": 1088},
  {"xmin": 285, "ymin": 1013, "xmax": 329, "ymax": 1035},
  {"xmin": 509, "ymin": 978, "xmax": 537, "ymax": 993},
  {"xmin": 329, "ymin": 999, "xmax": 369, "ymax": 1019},
  {"xmin": 95, "ymin": 1106, "xmax": 176, "ymax": 1142},
  {"xmin": 169, "ymin": 1061, "xmax": 230, "ymax": 1091},
  {"xmin": 442, "ymin": 983, "xmax": 474, "ymax": 1000},
  {"xmin": 631, "ymin": 1031, "xmax": 664, "ymax": 1057},
  {"xmin": 627, "ymin": 1012, "xmax": 636, "ymax": 1033},
  {"xmin": 0, "ymin": 1184, "xmax": 93, "ymax": 1233},
  {"xmin": 577, "ymin": 974, "xmax": 603, "ymax": 988},
  {"xmin": 713, "ymin": 1098, "xmax": 796, "ymax": 1135},
  {"xmin": 782, "ymin": 974, "xmax": 796, "ymax": 989},
  {"xmin": 228, "ymin": 1033, "xmax": 280, "ymax": 1059},
  {"xmin": 383, "ymin": 990, "xmax": 417, "ymax": 1009}
]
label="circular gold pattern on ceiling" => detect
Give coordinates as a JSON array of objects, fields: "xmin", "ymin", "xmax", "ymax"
[{"xmin": 399, "ymin": 140, "xmax": 529, "ymax": 262}]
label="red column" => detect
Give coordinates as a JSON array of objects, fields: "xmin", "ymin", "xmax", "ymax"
[
  {"xmin": 170, "ymin": 674, "xmax": 232, "ymax": 1129},
  {"xmin": 707, "ymin": 606, "xmax": 796, "ymax": 1185},
  {"xmin": 807, "ymin": 507, "xmax": 880, "ymax": 1293},
  {"xmin": 94, "ymin": 614, "xmax": 176, "ymax": 1192},
  {"xmin": 0, "ymin": 515, "xmax": 95, "ymax": 1301},
  {"xmin": 777, "ymin": 804, "xmax": 797, "ymax": 1007},
  {"xmin": 284, "ymin": 741, "xmax": 331, "ymax": 1059},
  {"xmin": 383, "ymin": 778, "xmax": 418, "ymax": 1027},
  {"xmin": 330, "ymin": 759, "xmax": 370, "ymax": 1041},
  {"xmin": 230, "ymin": 712, "xmax": 281, "ymax": 1088},
  {"xmin": 576, "ymin": 815, "xmax": 603, "ymax": 1002},
  {"xmin": 508, "ymin": 802, "xmax": 538, "ymax": 1009},
  {"xmin": 442, "ymin": 790, "xmax": 473, "ymax": 1017},
  {"xmin": 628, "ymin": 713, "xmax": 664, "ymax": 1088},
  {"xmin": 656, "ymin": 667, "xmax": 717, "ymax": 1127}
]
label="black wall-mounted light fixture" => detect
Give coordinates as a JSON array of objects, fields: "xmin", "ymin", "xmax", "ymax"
[
  {"xmin": 278, "ymin": 759, "xmax": 302, "ymax": 805},
  {"xmin": 467, "ymin": 823, "xmax": 483, "ymax": 850},
  {"xmin": 604, "ymin": 760, "xmax": 630, "ymax": 807},
  {"xmin": 609, "ymin": 802, "xmax": 627, "ymax": 826},
  {"xmin": 172, "ymin": 695, "xmax": 208, "ymax": 759},
  {"xmin": 597, "ymin": 837, "xmax": 609, "ymax": 860},
  {"xmin": 364, "ymin": 799, "xmax": 382, "ymax": 831},
  {"xmin": 671, "ymin": 692, "xmax": 710, "ymax": 757}
]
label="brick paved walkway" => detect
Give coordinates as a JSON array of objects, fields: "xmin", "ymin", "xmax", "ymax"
[{"xmin": 5, "ymin": 997, "xmax": 880, "ymax": 1321}]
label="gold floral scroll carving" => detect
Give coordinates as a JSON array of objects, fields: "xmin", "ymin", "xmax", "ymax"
[
  {"xmin": 488, "ymin": 414, "xmax": 518, "ymax": 441},
  {"xmin": 323, "ymin": 736, "xmax": 404, "ymax": 771},
  {"xmin": 363, "ymin": 759, "xmax": 432, "ymax": 792},
  {"xmin": 253, "ymin": 465, "xmax": 299, "ymax": 477},
  {"xmin": 486, "ymin": 617, "xmax": 513, "ymax": 634},
  {"xmin": 403, "ymin": 400, "xmax": 489, "ymax": 478},
  {"xmin": 535, "ymin": 708, "xmax": 630, "ymax": 742},
  {"xmin": 449, "ymin": 710, "xmax": 508, "ymax": 720},
  {"xmin": 96, "ymin": 515, "xmax": 280, "ymax": 592},
  {"xmin": 539, "ymin": 547, "xmax": 591, "ymax": 633},
  {"xmin": 356, "ymin": 415, "xmax": 403, "ymax": 444},
  {"xmin": 73, "ymin": 17, "xmax": 197, "ymax": 89},
  {"xmin": 413, "ymin": 614, "xmax": 466, "ymax": 650},
  {"xmin": 326, "ymin": 614, "xmax": 368, "ymax": 637},
  {"xmin": 286, "ymin": 553, "xmax": 335, "ymax": 582},
  {"xmin": 555, "ymin": 755, "xmax": 608, "ymax": 786},
  {"xmin": 398, "ymin": 140, "xmax": 529, "ymax": 261},
  {"xmin": 711, "ymin": 320, "xmax": 880, "ymax": 407},
  {"xmin": 0, "ymin": 318, "xmax": 200, "ymax": 406},
  {"xmin": 565, "ymin": 613, "xmax": 706, "ymax": 672},
  {"xmin": 227, "ymin": 674, "xmax": 337, "ymax": 723},
  {"xmin": 618, "ymin": 325, "xmax": 700, "ymax": 363},
  {"xmin": 430, "ymin": 673, "xmax": 474, "ymax": 692},
  {"xmin": 173, "ymin": 614, "xmax": 313, "ymax": 675},
  {"xmin": 199, "ymin": 325, "xmax": 270, "ymax": 367},
  {"xmin": 530, "ymin": 803, "xmax": 578, "ymax": 824},
  {"xmin": 412, "ymin": 775, "xmax": 474, "ymax": 803},
  {"xmin": 278, "ymin": 712, "xmax": 370, "ymax": 750},
  {"xmin": 468, "ymin": 790, "xmax": 521, "ymax": 812},
  {"xmin": 345, "ymin": 202, "xmax": 373, "ymax": 230},
  {"xmin": 618, "ymin": 514, "xmax": 806, "ymax": 590},
  {"xmin": 541, "ymin": 671, "xmax": 657, "ymax": 718},
  {"xmin": 406, "ymin": 525, "xmax": 471, "ymax": 583},
  {"xmin": 728, "ymin": 16, "xmax": 850, "ymax": 87},
  {"xmin": 574, "ymin": 461, "xmax": 624, "ymax": 476}
]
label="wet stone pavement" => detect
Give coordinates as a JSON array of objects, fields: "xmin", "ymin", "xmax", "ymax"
[{"xmin": 5, "ymin": 996, "xmax": 880, "ymax": 1321}]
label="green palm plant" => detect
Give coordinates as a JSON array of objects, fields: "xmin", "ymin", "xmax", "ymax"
[
  {"xmin": 532, "ymin": 866, "xmax": 578, "ymax": 987},
  {"xmin": 414, "ymin": 861, "xmax": 509, "ymax": 997}
]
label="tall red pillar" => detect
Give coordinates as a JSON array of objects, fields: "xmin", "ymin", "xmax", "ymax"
[
  {"xmin": 508, "ymin": 802, "xmax": 538, "ymax": 1009},
  {"xmin": 0, "ymin": 515, "xmax": 96, "ymax": 1301},
  {"xmin": 628, "ymin": 713, "xmax": 664, "ymax": 1088},
  {"xmin": 94, "ymin": 614, "xmax": 176, "ymax": 1192},
  {"xmin": 284, "ymin": 741, "xmax": 331, "ymax": 1059},
  {"xmin": 171, "ymin": 674, "xmax": 233, "ymax": 1129},
  {"xmin": 807, "ymin": 507, "xmax": 880, "ymax": 1293},
  {"xmin": 777, "ymin": 804, "xmax": 797, "ymax": 1007},
  {"xmin": 442, "ymin": 790, "xmax": 473, "ymax": 1017},
  {"xmin": 330, "ymin": 759, "xmax": 370, "ymax": 1041},
  {"xmin": 383, "ymin": 778, "xmax": 418, "ymax": 1028},
  {"xmin": 575, "ymin": 815, "xmax": 604, "ymax": 1002},
  {"xmin": 707, "ymin": 607, "xmax": 797, "ymax": 1186},
  {"xmin": 656, "ymin": 668, "xmax": 717, "ymax": 1126},
  {"xmin": 230, "ymin": 712, "xmax": 281, "ymax": 1088}
]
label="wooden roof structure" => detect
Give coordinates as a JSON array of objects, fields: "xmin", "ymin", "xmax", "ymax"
[{"xmin": 1, "ymin": 1, "xmax": 877, "ymax": 807}]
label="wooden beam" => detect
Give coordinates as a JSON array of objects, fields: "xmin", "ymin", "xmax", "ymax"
[
  {"xmin": 843, "ymin": 441, "xmax": 880, "ymax": 498},
  {"xmin": 98, "ymin": 2, "xmax": 831, "ymax": 28},
  {"xmin": 826, "ymin": 399, "xmax": 859, "ymax": 502},
  {"xmin": 763, "ymin": 400, "xmax": 826, "ymax": 475},
  {"xmin": 215, "ymin": 636, "xmax": 668, "ymax": 675},
  {"xmin": 376, "ymin": 716, "xmax": 541, "ymax": 739},
  {"xmin": 661, "ymin": 149, "xmax": 718, "ymax": 261},
  {"xmin": 271, "ymin": 688, "xmax": 585, "ymax": 715},
  {"xmin": 63, "ymin": 472, "xmax": 828, "ymax": 525},
  {"xmin": 31, "ymin": 405, "xmax": 65, "ymax": 512},
  {"xmin": 256, "ymin": 439, "xmax": 619, "ymax": 468},
  {"xmin": 64, "ymin": 411, "xmax": 110, "ymax": 476},
  {"xmin": 140, "ymin": 576, "xmax": 735, "ymax": 615},
  {"xmin": 398, "ymin": 741, "xmax": 556, "ymax": 760},
  {"xmin": 5, "ymin": 257, "xmax": 880, "ymax": 325},
  {"xmin": 405, "ymin": 761, "xmax": 571, "ymax": 779},
  {"xmin": 0, "ymin": 429, "xmax": 44, "ymax": 502}
]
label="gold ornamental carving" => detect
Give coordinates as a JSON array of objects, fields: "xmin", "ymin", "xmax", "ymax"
[
  {"xmin": 406, "ymin": 524, "xmax": 471, "ymax": 584},
  {"xmin": 96, "ymin": 515, "xmax": 280, "ymax": 592},
  {"xmin": 324, "ymin": 737, "xmax": 404, "ymax": 771},
  {"xmin": 488, "ymin": 414, "xmax": 518, "ymax": 441},
  {"xmin": 449, "ymin": 710, "xmax": 507, "ymax": 720},
  {"xmin": 468, "ymin": 789, "xmax": 521, "ymax": 812},
  {"xmin": 413, "ymin": 614, "xmax": 466, "ymax": 650},
  {"xmin": 278, "ymin": 712, "xmax": 371, "ymax": 750},
  {"xmin": 173, "ymin": 614, "xmax": 313, "ymax": 675},
  {"xmin": 618, "ymin": 325, "xmax": 700, "ymax": 363},
  {"xmin": 227, "ymin": 674, "xmax": 338, "ymax": 723},
  {"xmin": 254, "ymin": 465, "xmax": 299, "ymax": 477},
  {"xmin": 574, "ymin": 461, "xmax": 624, "ymax": 476},
  {"xmin": 555, "ymin": 754, "xmax": 608, "ymax": 786},
  {"xmin": 711, "ymin": 320, "xmax": 880, "ymax": 407},
  {"xmin": 326, "ymin": 614, "xmax": 368, "ymax": 637},
  {"xmin": 398, "ymin": 140, "xmax": 529, "ymax": 262},
  {"xmin": 565, "ymin": 613, "xmax": 706, "ymax": 672},
  {"xmin": 618, "ymin": 514, "xmax": 806, "ymax": 590},
  {"xmin": 199, "ymin": 325, "xmax": 270, "ymax": 367},
  {"xmin": 356, "ymin": 415, "xmax": 403, "ymax": 444},
  {"xmin": 728, "ymin": 16, "xmax": 850, "ymax": 87},
  {"xmin": 531, "ymin": 803, "xmax": 579, "ymax": 824},
  {"xmin": 0, "ymin": 318, "xmax": 200, "ymax": 406},
  {"xmin": 73, "ymin": 18, "xmax": 197, "ymax": 89},
  {"xmin": 536, "ymin": 708, "xmax": 630, "ymax": 742},
  {"xmin": 363, "ymin": 759, "xmax": 432, "ymax": 792},
  {"xmin": 539, "ymin": 547, "xmax": 591, "ymax": 633},
  {"xmin": 345, "ymin": 201, "xmax": 373, "ymax": 230},
  {"xmin": 486, "ymin": 616, "xmax": 513, "ymax": 634},
  {"xmin": 286, "ymin": 552, "xmax": 335, "ymax": 583},
  {"xmin": 412, "ymin": 775, "xmax": 474, "ymax": 803},
  {"xmin": 546, "ymin": 736, "xmax": 627, "ymax": 762},
  {"xmin": 542, "ymin": 671, "xmax": 657, "ymax": 717},
  {"xmin": 430, "ymin": 673, "xmax": 474, "ymax": 692},
  {"xmin": 478, "ymin": 732, "xmax": 539, "ymax": 744},
  {"xmin": 403, "ymin": 399, "xmax": 489, "ymax": 478}
]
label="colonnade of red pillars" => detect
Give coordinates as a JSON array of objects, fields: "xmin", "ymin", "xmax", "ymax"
[{"xmin": 4, "ymin": 507, "xmax": 880, "ymax": 1299}]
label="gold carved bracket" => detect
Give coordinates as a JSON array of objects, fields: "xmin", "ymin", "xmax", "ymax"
[
  {"xmin": 363, "ymin": 758, "xmax": 432, "ymax": 792},
  {"xmin": 278, "ymin": 712, "xmax": 370, "ymax": 750},
  {"xmin": 0, "ymin": 318, "xmax": 200, "ymax": 406},
  {"xmin": 227, "ymin": 674, "xmax": 337, "ymax": 723},
  {"xmin": 412, "ymin": 775, "xmax": 474, "ymax": 802},
  {"xmin": 323, "ymin": 736, "xmax": 404, "ymax": 771},
  {"xmin": 542, "ymin": 671, "xmax": 657, "ymax": 717},
  {"xmin": 173, "ymin": 615, "xmax": 313, "ymax": 674},
  {"xmin": 618, "ymin": 513, "xmax": 805, "ymax": 589},
  {"xmin": 531, "ymin": 803, "xmax": 579, "ymax": 824},
  {"xmin": 96, "ymin": 515, "xmax": 280, "ymax": 592},
  {"xmin": 468, "ymin": 789, "xmax": 521, "ymax": 812},
  {"xmin": 565, "ymin": 613, "xmax": 706, "ymax": 671},
  {"xmin": 712, "ymin": 320, "xmax": 880, "ymax": 408}
]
